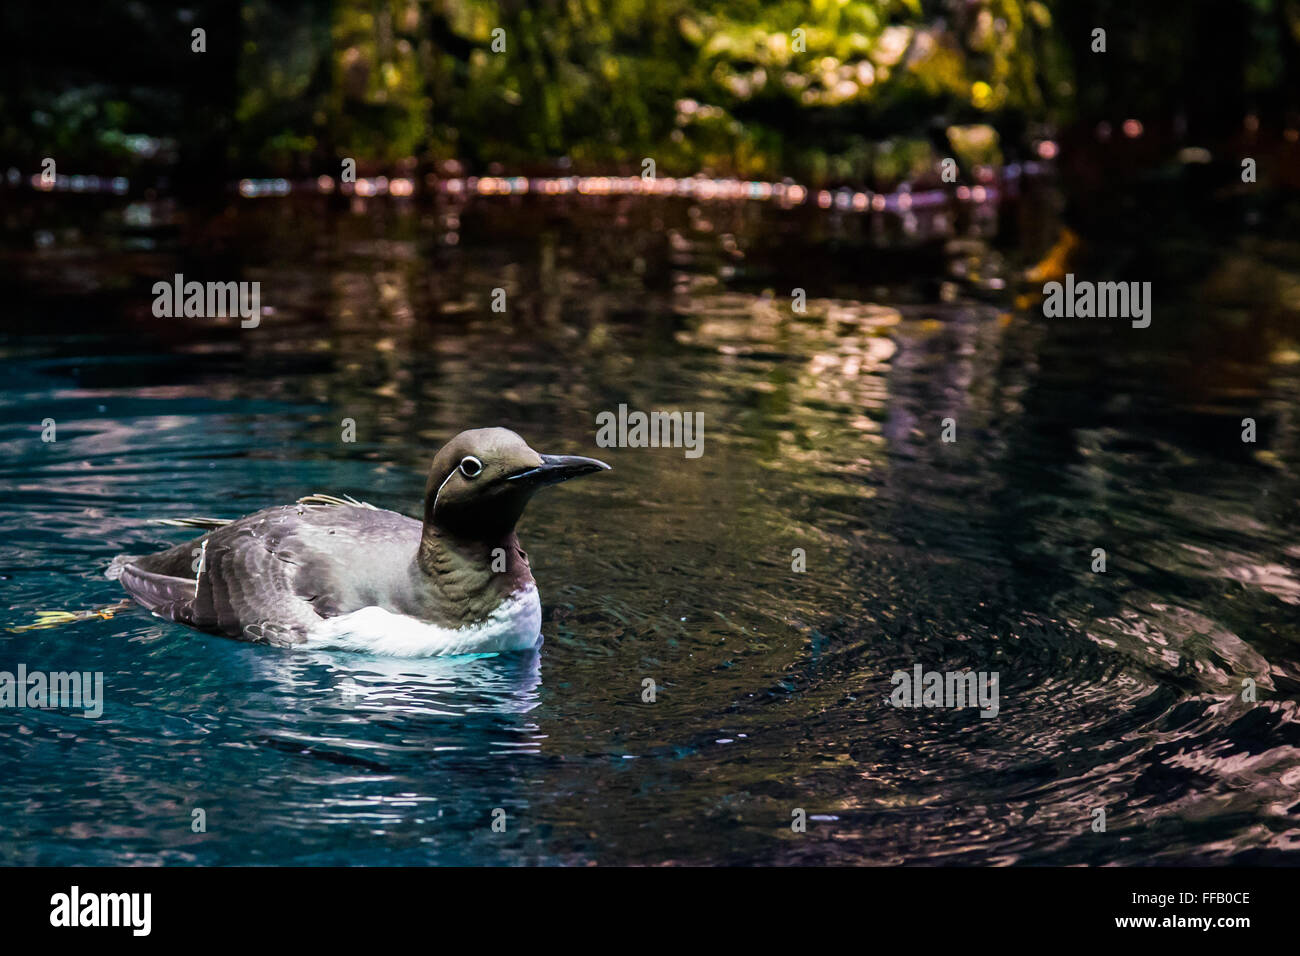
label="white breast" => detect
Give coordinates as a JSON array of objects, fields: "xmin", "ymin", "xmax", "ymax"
[{"xmin": 303, "ymin": 586, "xmax": 542, "ymax": 658}]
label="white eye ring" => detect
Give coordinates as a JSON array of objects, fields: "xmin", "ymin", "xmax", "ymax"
[{"xmin": 459, "ymin": 456, "xmax": 483, "ymax": 479}]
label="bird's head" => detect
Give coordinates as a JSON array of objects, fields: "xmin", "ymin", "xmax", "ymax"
[{"xmin": 423, "ymin": 427, "xmax": 610, "ymax": 540}]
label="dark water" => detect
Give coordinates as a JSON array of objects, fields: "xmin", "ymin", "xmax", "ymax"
[{"xmin": 2, "ymin": 184, "xmax": 1299, "ymax": 865}]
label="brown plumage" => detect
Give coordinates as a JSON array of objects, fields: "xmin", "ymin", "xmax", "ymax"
[{"xmin": 108, "ymin": 428, "xmax": 609, "ymax": 647}]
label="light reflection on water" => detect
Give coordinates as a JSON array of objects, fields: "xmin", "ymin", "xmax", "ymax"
[{"xmin": 1, "ymin": 189, "xmax": 1299, "ymax": 864}]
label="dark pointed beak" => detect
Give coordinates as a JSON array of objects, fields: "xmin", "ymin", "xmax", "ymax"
[{"xmin": 507, "ymin": 454, "xmax": 611, "ymax": 489}]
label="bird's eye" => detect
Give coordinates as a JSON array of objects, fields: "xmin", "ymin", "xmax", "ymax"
[{"xmin": 459, "ymin": 456, "xmax": 483, "ymax": 479}]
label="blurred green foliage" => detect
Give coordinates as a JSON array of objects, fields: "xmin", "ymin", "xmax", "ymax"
[
  {"xmin": 2, "ymin": 0, "xmax": 1298, "ymax": 187},
  {"xmin": 288, "ymin": 0, "xmax": 1063, "ymax": 182}
]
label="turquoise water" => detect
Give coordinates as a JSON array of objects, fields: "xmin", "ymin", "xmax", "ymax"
[{"xmin": 2, "ymin": 188, "xmax": 1299, "ymax": 864}]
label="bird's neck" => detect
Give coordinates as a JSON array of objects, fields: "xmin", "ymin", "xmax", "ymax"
[{"xmin": 413, "ymin": 526, "xmax": 535, "ymax": 627}]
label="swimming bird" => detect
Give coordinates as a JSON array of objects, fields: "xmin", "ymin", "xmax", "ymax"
[{"xmin": 107, "ymin": 428, "xmax": 610, "ymax": 656}]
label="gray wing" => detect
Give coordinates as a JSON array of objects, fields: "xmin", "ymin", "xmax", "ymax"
[
  {"xmin": 111, "ymin": 507, "xmax": 326, "ymax": 644},
  {"xmin": 112, "ymin": 496, "xmax": 423, "ymax": 647},
  {"xmin": 109, "ymin": 501, "xmax": 420, "ymax": 645}
]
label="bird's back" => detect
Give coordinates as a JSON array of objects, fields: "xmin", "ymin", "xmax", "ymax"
[{"xmin": 111, "ymin": 503, "xmax": 423, "ymax": 644}]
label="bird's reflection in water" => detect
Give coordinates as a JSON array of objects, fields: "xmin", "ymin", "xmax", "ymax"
[
  {"xmin": 221, "ymin": 645, "xmax": 547, "ymax": 846},
  {"xmin": 255, "ymin": 645, "xmax": 545, "ymax": 721}
]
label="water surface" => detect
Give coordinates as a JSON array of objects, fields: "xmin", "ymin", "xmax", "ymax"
[{"xmin": 2, "ymin": 186, "xmax": 1299, "ymax": 864}]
